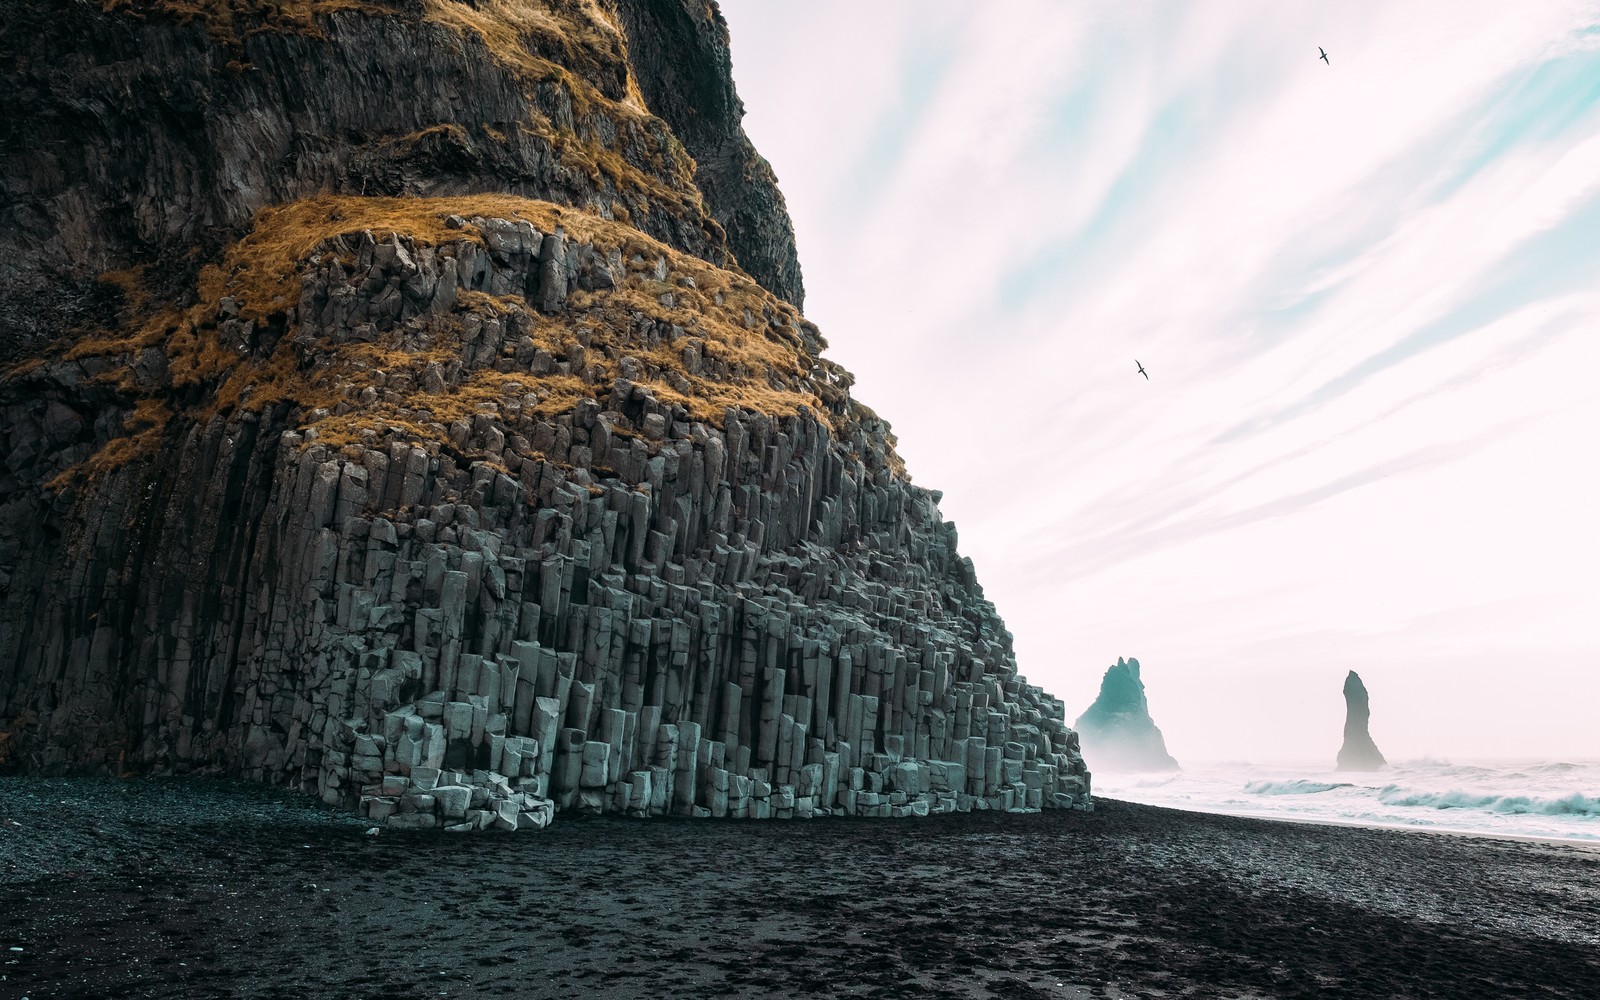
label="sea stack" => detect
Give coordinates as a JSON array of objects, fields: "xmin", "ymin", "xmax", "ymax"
[
  {"xmin": 1336, "ymin": 671, "xmax": 1387, "ymax": 771},
  {"xmin": 1074, "ymin": 657, "xmax": 1179, "ymax": 772},
  {"xmin": 0, "ymin": 0, "xmax": 1090, "ymax": 828}
]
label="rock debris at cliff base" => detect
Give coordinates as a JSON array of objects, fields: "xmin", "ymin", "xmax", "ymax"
[{"xmin": 0, "ymin": 1, "xmax": 1089, "ymax": 830}]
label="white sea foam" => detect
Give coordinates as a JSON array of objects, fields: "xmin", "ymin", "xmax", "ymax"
[
  {"xmin": 1376, "ymin": 787, "xmax": 1600, "ymax": 816},
  {"xmin": 1093, "ymin": 758, "xmax": 1600, "ymax": 842},
  {"xmin": 1242, "ymin": 779, "xmax": 1355, "ymax": 795}
]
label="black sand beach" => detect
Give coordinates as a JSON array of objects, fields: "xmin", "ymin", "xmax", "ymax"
[{"xmin": 3, "ymin": 779, "xmax": 1597, "ymax": 999}]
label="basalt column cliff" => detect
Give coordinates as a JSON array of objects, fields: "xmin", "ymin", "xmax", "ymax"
[{"xmin": 0, "ymin": 1, "xmax": 1090, "ymax": 830}]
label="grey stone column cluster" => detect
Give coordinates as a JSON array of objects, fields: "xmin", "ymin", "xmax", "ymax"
[{"xmin": 0, "ymin": 216, "xmax": 1090, "ymax": 831}]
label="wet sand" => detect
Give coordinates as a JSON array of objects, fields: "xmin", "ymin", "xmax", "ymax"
[{"xmin": 3, "ymin": 778, "xmax": 1598, "ymax": 999}]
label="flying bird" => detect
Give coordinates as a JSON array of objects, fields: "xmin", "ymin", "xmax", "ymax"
[
  {"xmin": 1319, "ymin": 47, "xmax": 1330, "ymax": 64},
  {"xmin": 1135, "ymin": 360, "xmax": 1148, "ymax": 380}
]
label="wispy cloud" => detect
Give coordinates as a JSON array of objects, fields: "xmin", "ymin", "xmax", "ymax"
[{"xmin": 722, "ymin": 0, "xmax": 1600, "ymax": 760}]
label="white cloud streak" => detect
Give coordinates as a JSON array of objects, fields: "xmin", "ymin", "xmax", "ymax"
[{"xmin": 721, "ymin": 0, "xmax": 1600, "ymax": 761}]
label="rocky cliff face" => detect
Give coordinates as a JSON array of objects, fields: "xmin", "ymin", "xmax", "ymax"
[
  {"xmin": 0, "ymin": 0, "xmax": 1089, "ymax": 830},
  {"xmin": 609, "ymin": 0, "xmax": 804, "ymax": 310},
  {"xmin": 1335, "ymin": 671, "xmax": 1386, "ymax": 772},
  {"xmin": 0, "ymin": 0, "xmax": 803, "ymax": 362},
  {"xmin": 1074, "ymin": 657, "xmax": 1178, "ymax": 773}
]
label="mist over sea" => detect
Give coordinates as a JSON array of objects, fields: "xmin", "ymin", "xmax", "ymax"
[{"xmin": 1094, "ymin": 759, "xmax": 1600, "ymax": 843}]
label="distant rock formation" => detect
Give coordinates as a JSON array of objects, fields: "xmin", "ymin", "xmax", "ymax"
[
  {"xmin": 1074, "ymin": 657, "xmax": 1179, "ymax": 773},
  {"xmin": 1336, "ymin": 671, "xmax": 1387, "ymax": 772}
]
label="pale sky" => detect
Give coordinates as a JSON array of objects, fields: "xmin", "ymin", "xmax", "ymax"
[{"xmin": 719, "ymin": 1, "xmax": 1600, "ymax": 763}]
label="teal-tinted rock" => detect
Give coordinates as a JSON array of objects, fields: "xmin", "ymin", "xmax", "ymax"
[
  {"xmin": 1075, "ymin": 657, "xmax": 1179, "ymax": 773},
  {"xmin": 1336, "ymin": 671, "xmax": 1387, "ymax": 772}
]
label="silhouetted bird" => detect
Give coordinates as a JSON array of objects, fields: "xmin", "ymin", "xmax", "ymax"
[
  {"xmin": 1319, "ymin": 47, "xmax": 1330, "ymax": 64},
  {"xmin": 1135, "ymin": 360, "xmax": 1148, "ymax": 380}
]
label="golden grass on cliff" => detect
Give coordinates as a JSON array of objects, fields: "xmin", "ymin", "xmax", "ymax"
[
  {"xmin": 97, "ymin": 266, "xmax": 153, "ymax": 313},
  {"xmin": 52, "ymin": 194, "xmax": 853, "ymax": 483},
  {"xmin": 106, "ymin": 0, "xmax": 640, "ymax": 110},
  {"xmin": 419, "ymin": 0, "xmax": 631, "ymax": 108},
  {"xmin": 387, "ymin": 123, "xmax": 471, "ymax": 152},
  {"xmin": 104, "ymin": 0, "xmax": 648, "ymax": 121},
  {"xmin": 415, "ymin": 1, "xmax": 701, "ymax": 206},
  {"xmin": 63, "ymin": 267, "xmax": 177, "ymax": 364},
  {"xmin": 453, "ymin": 290, "xmax": 525, "ymax": 316},
  {"xmin": 103, "ymin": 0, "xmax": 385, "ymax": 45},
  {"xmin": 106, "ymin": 0, "xmax": 706, "ymax": 241},
  {"xmin": 47, "ymin": 2, "xmax": 899, "ymax": 480},
  {"xmin": 211, "ymin": 193, "xmax": 746, "ymax": 323},
  {"xmin": 219, "ymin": 197, "xmax": 480, "ymax": 319},
  {"xmin": 45, "ymin": 399, "xmax": 171, "ymax": 489},
  {"xmin": 234, "ymin": 194, "xmax": 824, "ymax": 440}
]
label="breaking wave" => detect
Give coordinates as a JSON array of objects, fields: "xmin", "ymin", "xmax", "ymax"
[
  {"xmin": 1377, "ymin": 787, "xmax": 1600, "ymax": 817},
  {"xmin": 1533, "ymin": 761, "xmax": 1581, "ymax": 774},
  {"xmin": 1243, "ymin": 780, "xmax": 1354, "ymax": 795},
  {"xmin": 1094, "ymin": 758, "xmax": 1600, "ymax": 842}
]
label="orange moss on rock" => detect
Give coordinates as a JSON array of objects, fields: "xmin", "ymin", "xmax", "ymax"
[
  {"xmin": 104, "ymin": 0, "xmax": 712, "ymax": 267},
  {"xmin": 386, "ymin": 122, "xmax": 472, "ymax": 153},
  {"xmin": 46, "ymin": 193, "xmax": 881, "ymax": 485},
  {"xmin": 207, "ymin": 193, "xmax": 770, "ymax": 325},
  {"xmin": 103, "ymin": 0, "xmax": 387, "ymax": 46},
  {"xmin": 109, "ymin": 0, "xmax": 703, "ymax": 209},
  {"xmin": 103, "ymin": 0, "xmax": 642, "ymax": 109},
  {"xmin": 419, "ymin": 0, "xmax": 631, "ymax": 100},
  {"xmin": 97, "ymin": 266, "xmax": 154, "ymax": 313},
  {"xmin": 46, "ymin": 399, "xmax": 171, "ymax": 488}
]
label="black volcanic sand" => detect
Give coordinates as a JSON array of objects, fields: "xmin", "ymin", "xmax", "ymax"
[{"xmin": 3, "ymin": 779, "xmax": 1598, "ymax": 999}]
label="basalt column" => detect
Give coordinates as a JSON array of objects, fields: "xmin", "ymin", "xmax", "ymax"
[{"xmin": 0, "ymin": 0, "xmax": 1091, "ymax": 830}]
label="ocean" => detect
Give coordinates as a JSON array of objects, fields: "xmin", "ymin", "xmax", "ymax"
[{"xmin": 1092, "ymin": 758, "xmax": 1600, "ymax": 843}]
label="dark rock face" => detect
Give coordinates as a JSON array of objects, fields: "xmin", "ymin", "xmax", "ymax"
[
  {"xmin": 0, "ymin": 1, "xmax": 1087, "ymax": 829},
  {"xmin": 1075, "ymin": 657, "xmax": 1179, "ymax": 773},
  {"xmin": 0, "ymin": 0, "xmax": 796, "ymax": 364},
  {"xmin": 1336, "ymin": 671, "xmax": 1386, "ymax": 772},
  {"xmin": 612, "ymin": 0, "xmax": 805, "ymax": 310}
]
